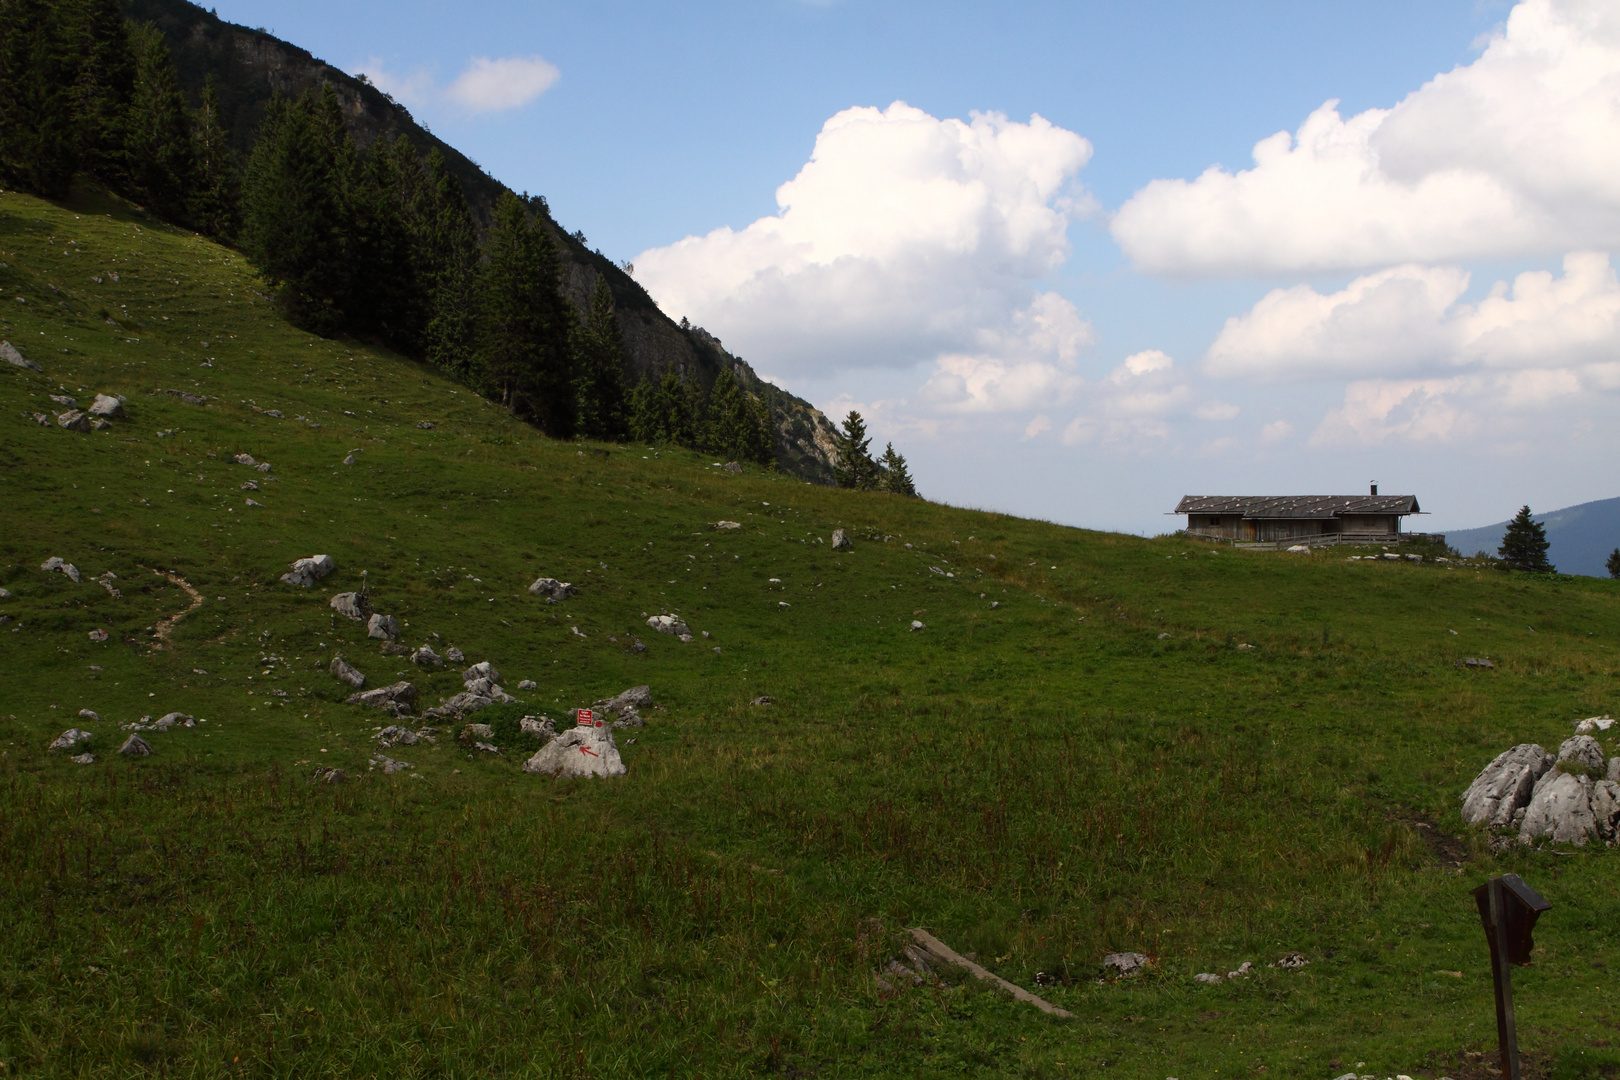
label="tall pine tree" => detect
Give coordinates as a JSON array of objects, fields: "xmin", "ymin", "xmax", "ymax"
[
  {"xmin": 63, "ymin": 0, "xmax": 135, "ymax": 187},
  {"xmin": 189, "ymin": 78, "xmax": 239, "ymax": 240},
  {"xmin": 393, "ymin": 143, "xmax": 478, "ymax": 376},
  {"xmin": 1607, "ymin": 548, "xmax": 1620, "ymax": 580},
  {"xmin": 474, "ymin": 190, "xmax": 576, "ymax": 436},
  {"xmin": 831, "ymin": 410, "xmax": 877, "ymax": 489},
  {"xmin": 877, "ymin": 442, "xmax": 918, "ymax": 497},
  {"xmin": 241, "ymin": 89, "xmax": 353, "ymax": 333},
  {"xmin": 573, "ymin": 276, "xmax": 630, "ymax": 442},
  {"xmin": 124, "ymin": 21, "xmax": 193, "ymax": 220},
  {"xmin": 0, "ymin": 0, "xmax": 79, "ymax": 196},
  {"xmin": 1498, "ymin": 505, "xmax": 1553, "ymax": 572}
]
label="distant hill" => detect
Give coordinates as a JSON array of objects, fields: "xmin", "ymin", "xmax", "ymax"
[
  {"xmin": 124, "ymin": 0, "xmax": 840, "ymax": 482},
  {"xmin": 1443, "ymin": 497, "xmax": 1620, "ymax": 577}
]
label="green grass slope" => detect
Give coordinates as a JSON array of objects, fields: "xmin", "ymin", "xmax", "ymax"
[{"xmin": 3, "ymin": 186, "xmax": 1620, "ymax": 1079}]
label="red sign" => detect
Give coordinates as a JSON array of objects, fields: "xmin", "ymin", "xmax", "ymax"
[{"xmin": 576, "ymin": 708, "xmax": 597, "ymax": 727}]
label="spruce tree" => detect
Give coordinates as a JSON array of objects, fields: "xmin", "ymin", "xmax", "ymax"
[
  {"xmin": 345, "ymin": 144, "xmax": 419, "ymax": 347},
  {"xmin": 1607, "ymin": 548, "xmax": 1620, "ymax": 580},
  {"xmin": 1498, "ymin": 505, "xmax": 1553, "ymax": 572},
  {"xmin": 124, "ymin": 21, "xmax": 193, "ymax": 220},
  {"xmin": 0, "ymin": 0, "xmax": 78, "ymax": 196},
  {"xmin": 241, "ymin": 90, "xmax": 353, "ymax": 333},
  {"xmin": 396, "ymin": 144, "xmax": 477, "ymax": 375},
  {"xmin": 473, "ymin": 190, "xmax": 576, "ymax": 436},
  {"xmin": 744, "ymin": 390, "xmax": 775, "ymax": 466},
  {"xmin": 573, "ymin": 276, "xmax": 630, "ymax": 442},
  {"xmin": 63, "ymin": 0, "xmax": 135, "ymax": 186},
  {"xmin": 189, "ymin": 78, "xmax": 239, "ymax": 240},
  {"xmin": 878, "ymin": 442, "xmax": 918, "ymax": 497},
  {"xmin": 831, "ymin": 410, "xmax": 877, "ymax": 489}
]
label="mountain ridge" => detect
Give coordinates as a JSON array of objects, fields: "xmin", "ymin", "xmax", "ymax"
[
  {"xmin": 125, "ymin": 0, "xmax": 840, "ymax": 482},
  {"xmin": 1442, "ymin": 495, "xmax": 1620, "ymax": 577}
]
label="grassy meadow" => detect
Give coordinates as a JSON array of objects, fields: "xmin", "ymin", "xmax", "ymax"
[{"xmin": 3, "ymin": 185, "xmax": 1620, "ymax": 1079}]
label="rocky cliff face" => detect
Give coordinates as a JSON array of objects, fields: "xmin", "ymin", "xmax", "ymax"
[{"xmin": 126, "ymin": 0, "xmax": 838, "ymax": 483}]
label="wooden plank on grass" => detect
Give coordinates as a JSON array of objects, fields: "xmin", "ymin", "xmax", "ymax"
[{"xmin": 908, "ymin": 928, "xmax": 1075, "ymax": 1019}]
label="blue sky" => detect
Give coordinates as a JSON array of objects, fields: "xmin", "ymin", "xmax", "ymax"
[{"xmin": 213, "ymin": 0, "xmax": 1620, "ymax": 536}]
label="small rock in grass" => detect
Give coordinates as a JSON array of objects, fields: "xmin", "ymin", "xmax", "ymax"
[
  {"xmin": 600, "ymin": 685, "xmax": 652, "ymax": 713},
  {"xmin": 1101, "ymin": 952, "xmax": 1150, "ymax": 978},
  {"xmin": 1, "ymin": 339, "xmax": 42, "ymax": 371},
  {"xmin": 312, "ymin": 767, "xmax": 347, "ymax": 785},
  {"xmin": 1459, "ymin": 656, "xmax": 1495, "ymax": 669},
  {"xmin": 647, "ymin": 613, "xmax": 690, "ymax": 637},
  {"xmin": 750, "ymin": 696, "xmax": 774, "ymax": 706},
  {"xmin": 51, "ymin": 394, "xmax": 77, "ymax": 408},
  {"xmin": 909, "ymin": 620, "xmax": 924, "ymax": 632},
  {"xmin": 1575, "ymin": 715, "xmax": 1616, "ymax": 734},
  {"xmin": 78, "ymin": 709, "xmax": 99, "ymax": 721},
  {"xmin": 88, "ymin": 629, "xmax": 108, "ymax": 641},
  {"xmin": 1194, "ymin": 972, "xmax": 1223, "ymax": 984},
  {"xmin": 723, "ymin": 461, "xmax": 742, "ymax": 474},
  {"xmin": 376, "ymin": 725, "xmax": 419, "ymax": 748},
  {"xmin": 41, "ymin": 556, "xmax": 81, "ymax": 582},
  {"xmin": 528, "ymin": 577, "xmax": 576, "ymax": 602},
  {"xmin": 0, "ymin": 588, "xmax": 9, "ymax": 598},
  {"xmin": 1271, "ymin": 952, "xmax": 1308, "ymax": 969},
  {"xmin": 347, "ymin": 681, "xmax": 418, "ymax": 713},
  {"xmin": 626, "ymin": 636, "xmax": 647, "ymax": 654},
  {"xmin": 69, "ymin": 752, "xmax": 96, "ymax": 764},
  {"xmin": 241, "ymin": 480, "xmax": 258, "ymax": 491},
  {"xmin": 233, "ymin": 453, "xmax": 256, "ymax": 466},
  {"xmin": 462, "ymin": 661, "xmax": 501, "ymax": 685},
  {"xmin": 87, "ymin": 393, "xmax": 125, "ymax": 419},
  {"xmin": 713, "ymin": 520, "xmax": 741, "ymax": 530},
  {"xmin": 118, "ymin": 734, "xmax": 152, "ymax": 757},
  {"xmin": 831, "ymin": 529, "xmax": 852, "ymax": 550},
  {"xmin": 329, "ymin": 656, "xmax": 365, "ymax": 689},
  {"xmin": 255, "ymin": 462, "xmax": 272, "ymax": 473},
  {"xmin": 1226, "ymin": 961, "xmax": 1254, "ymax": 979},
  {"xmin": 416, "ymin": 420, "xmax": 435, "ymax": 430},
  {"xmin": 371, "ymin": 755, "xmax": 412, "ymax": 774},
  {"xmin": 367, "ymin": 613, "xmax": 399, "ymax": 640},
  {"xmin": 329, "ymin": 591, "xmax": 369, "ymax": 621},
  {"xmin": 444, "ymin": 646, "xmax": 465, "ymax": 663},
  {"xmin": 517, "ymin": 679, "xmax": 537, "ymax": 690},
  {"xmin": 49, "ymin": 728, "xmax": 93, "ymax": 751},
  {"xmin": 411, "ymin": 644, "xmax": 444, "ymax": 668},
  {"xmin": 280, "ymin": 554, "xmax": 334, "ymax": 587}
]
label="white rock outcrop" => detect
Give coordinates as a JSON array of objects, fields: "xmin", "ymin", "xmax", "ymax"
[
  {"xmin": 329, "ymin": 656, "xmax": 365, "ymax": 689},
  {"xmin": 49, "ymin": 728, "xmax": 93, "ymax": 751},
  {"xmin": 1519, "ymin": 772, "xmax": 1600, "ymax": 845},
  {"xmin": 528, "ymin": 577, "xmax": 576, "ymax": 602},
  {"xmin": 346, "ymin": 681, "xmax": 417, "ymax": 714},
  {"xmin": 1558, "ymin": 734, "xmax": 1605, "ymax": 775},
  {"xmin": 41, "ymin": 556, "xmax": 81, "ymax": 583},
  {"xmin": 1, "ymin": 340, "xmax": 41, "ymax": 370},
  {"xmin": 522, "ymin": 719, "xmax": 626, "ymax": 778},
  {"xmin": 280, "ymin": 554, "xmax": 334, "ymax": 587},
  {"xmin": 831, "ymin": 529, "xmax": 852, "ymax": 550},
  {"xmin": 88, "ymin": 394, "xmax": 126, "ymax": 418},
  {"xmin": 367, "ymin": 613, "xmax": 399, "ymax": 640},
  {"xmin": 647, "ymin": 613, "xmax": 690, "ymax": 637},
  {"xmin": 1461, "ymin": 744, "xmax": 1553, "ymax": 828},
  {"xmin": 329, "ymin": 591, "xmax": 369, "ymax": 621}
]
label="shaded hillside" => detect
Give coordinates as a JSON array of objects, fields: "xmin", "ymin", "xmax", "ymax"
[
  {"xmin": 125, "ymin": 0, "xmax": 838, "ymax": 481},
  {"xmin": 1445, "ymin": 496, "xmax": 1620, "ymax": 577}
]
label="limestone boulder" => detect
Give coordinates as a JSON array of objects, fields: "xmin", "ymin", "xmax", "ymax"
[
  {"xmin": 57, "ymin": 409, "xmax": 91, "ymax": 432},
  {"xmin": 528, "ymin": 577, "xmax": 576, "ymax": 603},
  {"xmin": 329, "ymin": 592, "xmax": 368, "ymax": 620},
  {"xmin": 412, "ymin": 644, "xmax": 444, "ymax": 668},
  {"xmin": 49, "ymin": 728, "xmax": 93, "ymax": 751},
  {"xmin": 88, "ymin": 394, "xmax": 126, "ymax": 419},
  {"xmin": 1519, "ymin": 772, "xmax": 1600, "ymax": 845},
  {"xmin": 1102, "ymin": 952, "xmax": 1150, "ymax": 977},
  {"xmin": 1558, "ymin": 735, "xmax": 1605, "ymax": 775},
  {"xmin": 329, "ymin": 656, "xmax": 365, "ymax": 689},
  {"xmin": 600, "ymin": 685, "xmax": 652, "ymax": 713},
  {"xmin": 346, "ymin": 681, "xmax": 417, "ymax": 714},
  {"xmin": 462, "ymin": 661, "xmax": 501, "ymax": 685},
  {"xmin": 444, "ymin": 646, "xmax": 465, "ymax": 663},
  {"xmin": 280, "ymin": 554, "xmax": 334, "ymax": 587},
  {"xmin": 647, "ymin": 613, "xmax": 690, "ymax": 637},
  {"xmin": 1, "ymin": 339, "xmax": 41, "ymax": 371},
  {"xmin": 831, "ymin": 528, "xmax": 852, "ymax": 550},
  {"xmin": 1592, "ymin": 780, "xmax": 1620, "ymax": 840},
  {"xmin": 119, "ymin": 734, "xmax": 152, "ymax": 757},
  {"xmin": 41, "ymin": 556, "xmax": 81, "ymax": 583},
  {"xmin": 367, "ymin": 613, "xmax": 399, "ymax": 640},
  {"xmin": 1461, "ymin": 744, "xmax": 1554, "ymax": 828},
  {"xmin": 522, "ymin": 721, "xmax": 626, "ymax": 779}
]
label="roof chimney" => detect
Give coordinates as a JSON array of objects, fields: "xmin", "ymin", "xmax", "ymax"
[{"xmin": 1370, "ymin": 482, "xmax": 1378, "ymax": 496}]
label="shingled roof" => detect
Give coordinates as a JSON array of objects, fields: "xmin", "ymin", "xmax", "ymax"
[{"xmin": 1174, "ymin": 495, "xmax": 1421, "ymax": 519}]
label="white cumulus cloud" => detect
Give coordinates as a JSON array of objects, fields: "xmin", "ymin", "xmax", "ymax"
[
  {"xmin": 1112, "ymin": 0, "xmax": 1620, "ymax": 274},
  {"xmin": 1205, "ymin": 251, "xmax": 1620, "ymax": 381},
  {"xmin": 447, "ymin": 56, "xmax": 560, "ymax": 113},
  {"xmin": 352, "ymin": 55, "xmax": 559, "ymax": 115},
  {"xmin": 632, "ymin": 101, "xmax": 1096, "ymax": 382}
]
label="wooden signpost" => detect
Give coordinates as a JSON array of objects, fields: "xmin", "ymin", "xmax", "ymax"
[{"xmin": 1471, "ymin": 874, "xmax": 1551, "ymax": 1080}]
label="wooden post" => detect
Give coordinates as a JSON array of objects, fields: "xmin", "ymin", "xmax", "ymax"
[{"xmin": 1486, "ymin": 879, "xmax": 1521, "ymax": 1080}]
